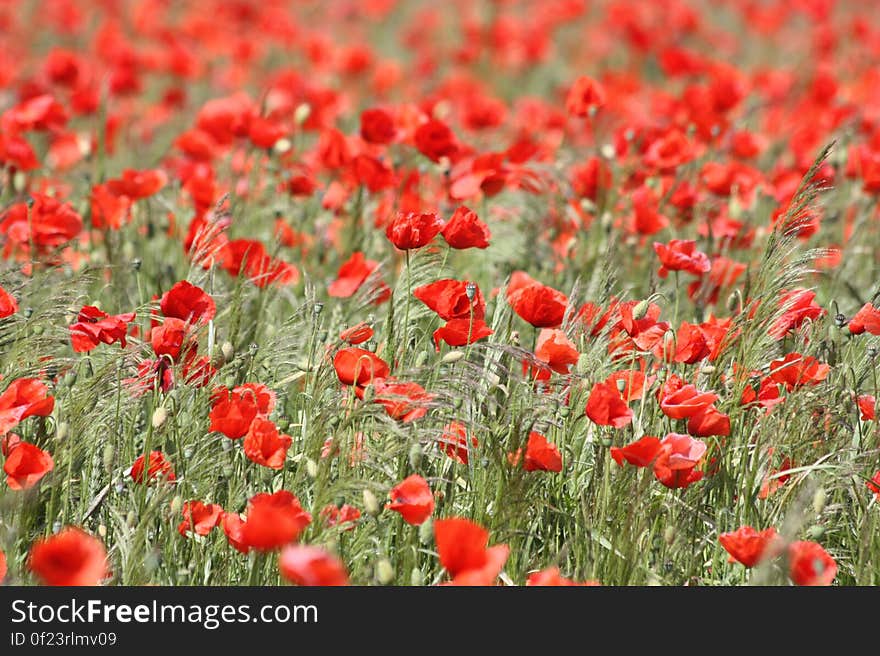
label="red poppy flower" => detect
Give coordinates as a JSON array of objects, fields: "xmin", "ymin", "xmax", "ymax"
[
  {"xmin": 658, "ymin": 375, "xmax": 719, "ymax": 419},
  {"xmin": 433, "ymin": 517, "xmax": 509, "ymax": 585},
  {"xmin": 223, "ymin": 490, "xmax": 312, "ymax": 553},
  {"xmin": 233, "ymin": 382, "xmax": 276, "ymax": 415},
  {"xmin": 150, "ymin": 317, "xmax": 190, "ymax": 360},
  {"xmin": 719, "ymin": 526, "xmax": 783, "ymax": 567},
  {"xmin": 208, "ymin": 387, "xmax": 260, "ymax": 439},
  {"xmin": 867, "ymin": 471, "xmax": 880, "ymax": 499},
  {"xmin": 178, "ymin": 501, "xmax": 224, "ymax": 537},
  {"xmin": 652, "ymin": 433, "xmax": 706, "ymax": 489},
  {"xmin": 687, "ymin": 404, "xmax": 731, "ymax": 437},
  {"xmin": 106, "ymin": 168, "xmax": 168, "ymax": 200},
  {"xmin": 787, "ymin": 541, "xmax": 837, "ymax": 586},
  {"xmin": 413, "ymin": 279, "xmax": 485, "ymax": 321},
  {"xmin": 279, "ymin": 545, "xmax": 349, "ymax": 586},
  {"xmin": 329, "ymin": 251, "xmax": 387, "ymax": 300},
  {"xmin": 507, "ymin": 274, "xmax": 568, "ymax": 328},
  {"xmin": 370, "ymin": 377, "xmax": 432, "ymax": 423},
  {"xmin": 160, "ymin": 280, "xmax": 216, "ymax": 323},
  {"xmin": 130, "ymin": 451, "xmax": 176, "ymax": 484},
  {"xmin": 28, "ymin": 527, "xmax": 109, "ymax": 586},
  {"xmin": 438, "ymin": 421, "xmax": 478, "ymax": 465},
  {"xmin": 221, "ymin": 239, "xmax": 299, "ymax": 287},
  {"xmin": 767, "ymin": 353, "xmax": 829, "ymax": 390},
  {"xmin": 243, "ymin": 417, "xmax": 292, "ymax": 469},
  {"xmin": 768, "ymin": 289, "xmax": 825, "ymax": 339},
  {"xmin": 387, "ymin": 474, "xmax": 434, "ymax": 525},
  {"xmin": 565, "ymin": 75, "xmax": 606, "ymax": 117},
  {"xmin": 585, "ymin": 381, "xmax": 633, "ymax": 428},
  {"xmin": 0, "ymin": 378, "xmax": 55, "ymax": 435},
  {"xmin": 4, "ymin": 441, "xmax": 54, "ymax": 490},
  {"xmin": 655, "ymin": 322, "xmax": 711, "ymax": 364},
  {"xmin": 571, "ymin": 157, "xmax": 612, "ymax": 202},
  {"xmin": 413, "ymin": 118, "xmax": 458, "ymax": 162},
  {"xmin": 333, "ymin": 347, "xmax": 390, "ymax": 388},
  {"xmin": 534, "ymin": 329, "xmax": 579, "ymax": 374},
  {"xmin": 0, "ymin": 285, "xmax": 18, "ymax": 318},
  {"xmin": 0, "ymin": 194, "xmax": 83, "ymax": 253},
  {"xmin": 858, "ymin": 395, "xmax": 876, "ymax": 421},
  {"xmin": 433, "ymin": 318, "xmax": 494, "ymax": 349},
  {"xmin": 627, "ymin": 185, "xmax": 669, "ymax": 235},
  {"xmin": 522, "ymin": 432, "xmax": 562, "ymax": 472},
  {"xmin": 320, "ymin": 504, "xmax": 361, "ymax": 529},
  {"xmin": 849, "ymin": 303, "xmax": 880, "ymax": 335},
  {"xmin": 653, "ymin": 239, "xmax": 711, "ymax": 278},
  {"xmin": 610, "ymin": 436, "xmax": 662, "ymax": 467},
  {"xmin": 360, "ymin": 107, "xmax": 397, "ymax": 144},
  {"xmin": 340, "ymin": 322, "xmax": 374, "ymax": 345},
  {"xmin": 527, "ymin": 567, "xmax": 601, "ymax": 586},
  {"xmin": 69, "ymin": 305, "xmax": 136, "ymax": 353},
  {"xmin": 441, "ymin": 206, "xmax": 491, "ymax": 249},
  {"xmin": 385, "ymin": 211, "xmax": 445, "ymax": 250}
]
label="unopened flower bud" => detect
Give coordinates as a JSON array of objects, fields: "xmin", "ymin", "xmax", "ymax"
[
  {"xmin": 812, "ymin": 487, "xmax": 827, "ymax": 514},
  {"xmin": 294, "ymin": 103, "xmax": 311, "ymax": 125},
  {"xmin": 362, "ymin": 489, "xmax": 379, "ymax": 515},
  {"xmin": 632, "ymin": 299, "xmax": 650, "ymax": 321},
  {"xmin": 151, "ymin": 406, "xmax": 168, "ymax": 429},
  {"xmin": 375, "ymin": 559, "xmax": 394, "ymax": 584},
  {"xmin": 305, "ymin": 458, "xmax": 318, "ymax": 478},
  {"xmin": 442, "ymin": 350, "xmax": 465, "ymax": 364}
]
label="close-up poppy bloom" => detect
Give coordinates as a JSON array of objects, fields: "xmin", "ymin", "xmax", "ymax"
[{"xmin": 0, "ymin": 0, "xmax": 877, "ymax": 595}]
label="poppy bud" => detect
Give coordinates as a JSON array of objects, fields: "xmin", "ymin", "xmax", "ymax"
[
  {"xmin": 14, "ymin": 171, "xmax": 26, "ymax": 192},
  {"xmin": 559, "ymin": 406, "xmax": 570, "ymax": 418},
  {"xmin": 419, "ymin": 518, "xmax": 433, "ymax": 544},
  {"xmin": 600, "ymin": 143, "xmax": 615, "ymax": 160},
  {"xmin": 410, "ymin": 567, "xmax": 424, "ymax": 586},
  {"xmin": 632, "ymin": 299, "xmax": 650, "ymax": 321},
  {"xmin": 126, "ymin": 510, "xmax": 137, "ymax": 527},
  {"xmin": 452, "ymin": 397, "xmax": 462, "ymax": 409},
  {"xmin": 56, "ymin": 422, "xmax": 68, "ymax": 442},
  {"xmin": 98, "ymin": 524, "xmax": 107, "ymax": 538},
  {"xmin": 170, "ymin": 495, "xmax": 183, "ymax": 515},
  {"xmin": 363, "ymin": 489, "xmax": 379, "ymax": 515},
  {"xmin": 408, "ymin": 443, "xmax": 422, "ymax": 469},
  {"xmin": 415, "ymin": 351, "xmax": 428, "ymax": 367},
  {"xmin": 102, "ymin": 444, "xmax": 115, "ymax": 473},
  {"xmin": 294, "ymin": 103, "xmax": 311, "ymax": 125},
  {"xmin": 812, "ymin": 487, "xmax": 827, "ymax": 514},
  {"xmin": 151, "ymin": 406, "xmax": 167, "ymax": 429},
  {"xmin": 305, "ymin": 458, "xmax": 318, "ymax": 478},
  {"xmin": 576, "ymin": 353, "xmax": 591, "ymax": 373},
  {"xmin": 221, "ymin": 341, "xmax": 234, "ymax": 362},
  {"xmin": 375, "ymin": 559, "xmax": 394, "ymax": 584},
  {"xmin": 663, "ymin": 526, "xmax": 676, "ymax": 545},
  {"xmin": 807, "ymin": 524, "xmax": 825, "ymax": 540},
  {"xmin": 274, "ymin": 138, "xmax": 292, "ymax": 154},
  {"xmin": 441, "ymin": 350, "xmax": 465, "ymax": 364},
  {"xmin": 726, "ymin": 289, "xmax": 741, "ymax": 314},
  {"xmin": 700, "ymin": 365, "xmax": 716, "ymax": 375}
]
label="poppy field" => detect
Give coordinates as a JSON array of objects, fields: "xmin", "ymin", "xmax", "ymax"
[{"xmin": 1, "ymin": 0, "xmax": 879, "ymax": 588}]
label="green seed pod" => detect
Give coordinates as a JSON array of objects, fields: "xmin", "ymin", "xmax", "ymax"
[
  {"xmin": 812, "ymin": 487, "xmax": 827, "ymax": 515},
  {"xmin": 441, "ymin": 350, "xmax": 465, "ymax": 364},
  {"xmin": 126, "ymin": 510, "xmax": 137, "ymax": 527},
  {"xmin": 102, "ymin": 443, "xmax": 115, "ymax": 473},
  {"xmin": 408, "ymin": 442, "xmax": 422, "ymax": 470},
  {"xmin": 807, "ymin": 524, "xmax": 825, "ymax": 540},
  {"xmin": 410, "ymin": 567, "xmax": 424, "ymax": 587},
  {"xmin": 663, "ymin": 526, "xmax": 676, "ymax": 545},
  {"xmin": 632, "ymin": 299, "xmax": 650, "ymax": 321},
  {"xmin": 170, "ymin": 496, "xmax": 183, "ymax": 515},
  {"xmin": 56, "ymin": 421, "xmax": 69, "ymax": 443},
  {"xmin": 375, "ymin": 559, "xmax": 394, "ymax": 584},
  {"xmin": 151, "ymin": 406, "xmax": 167, "ymax": 429},
  {"xmin": 362, "ymin": 489, "xmax": 379, "ymax": 515},
  {"xmin": 419, "ymin": 518, "xmax": 434, "ymax": 545}
]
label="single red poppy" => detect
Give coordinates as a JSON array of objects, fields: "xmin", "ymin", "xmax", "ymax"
[
  {"xmin": 333, "ymin": 347, "xmax": 390, "ymax": 387},
  {"xmin": 433, "ymin": 517, "xmax": 508, "ymax": 585},
  {"xmin": 507, "ymin": 275, "xmax": 568, "ymax": 328},
  {"xmin": 150, "ymin": 317, "xmax": 190, "ymax": 360},
  {"xmin": 585, "ymin": 381, "xmax": 633, "ymax": 428},
  {"xmin": 441, "ymin": 206, "xmax": 491, "ymax": 250},
  {"xmin": 329, "ymin": 251, "xmax": 386, "ymax": 299},
  {"xmin": 413, "ymin": 118, "xmax": 458, "ymax": 162},
  {"xmin": 787, "ymin": 541, "xmax": 837, "ymax": 586},
  {"xmin": 767, "ymin": 353, "xmax": 830, "ymax": 390},
  {"xmin": 652, "ymin": 433, "xmax": 706, "ymax": 489},
  {"xmin": 208, "ymin": 387, "xmax": 260, "ymax": 439},
  {"xmin": 278, "ymin": 545, "xmax": 349, "ymax": 586},
  {"xmin": 0, "ymin": 378, "xmax": 55, "ymax": 435},
  {"xmin": 223, "ymin": 490, "xmax": 312, "ymax": 553},
  {"xmin": 340, "ymin": 322, "xmax": 374, "ymax": 345},
  {"xmin": 160, "ymin": 280, "xmax": 216, "ymax": 323},
  {"xmin": 387, "ymin": 474, "xmax": 434, "ymax": 525},
  {"xmin": 527, "ymin": 567, "xmax": 601, "ymax": 586},
  {"xmin": 0, "ymin": 285, "xmax": 18, "ymax": 318},
  {"xmin": 414, "ymin": 279, "xmax": 485, "ymax": 321},
  {"xmin": 242, "ymin": 417, "xmax": 292, "ymax": 469},
  {"xmin": 4, "ymin": 441, "xmax": 54, "ymax": 490},
  {"xmin": 360, "ymin": 107, "xmax": 396, "ymax": 144},
  {"xmin": 565, "ymin": 75, "xmax": 606, "ymax": 117},
  {"xmin": 849, "ymin": 303, "xmax": 880, "ymax": 335},
  {"xmin": 69, "ymin": 305, "xmax": 136, "ymax": 353},
  {"xmin": 130, "ymin": 451, "xmax": 176, "ymax": 484},
  {"xmin": 178, "ymin": 501, "xmax": 224, "ymax": 537},
  {"xmin": 438, "ymin": 422, "xmax": 478, "ymax": 465},
  {"xmin": 521, "ymin": 432, "xmax": 563, "ymax": 472},
  {"xmin": 320, "ymin": 504, "xmax": 361, "ymax": 529},
  {"xmin": 534, "ymin": 329, "xmax": 579, "ymax": 374},
  {"xmin": 370, "ymin": 377, "xmax": 432, "ymax": 422},
  {"xmin": 28, "ymin": 527, "xmax": 109, "ymax": 586},
  {"xmin": 433, "ymin": 318, "xmax": 493, "ymax": 350},
  {"xmin": 719, "ymin": 526, "xmax": 783, "ymax": 567},
  {"xmin": 385, "ymin": 211, "xmax": 445, "ymax": 250},
  {"xmin": 653, "ymin": 239, "xmax": 711, "ymax": 278}
]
